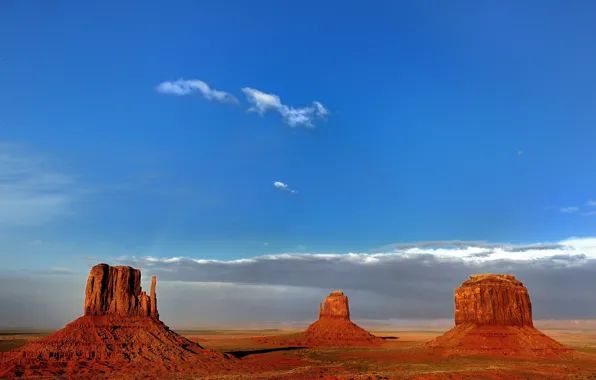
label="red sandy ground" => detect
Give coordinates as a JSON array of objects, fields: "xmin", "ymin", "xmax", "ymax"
[
  {"xmin": 4, "ymin": 327, "xmax": 596, "ymax": 379},
  {"xmin": 0, "ymin": 317, "xmax": 303, "ymax": 378},
  {"xmin": 425, "ymin": 323, "xmax": 572, "ymax": 358}
]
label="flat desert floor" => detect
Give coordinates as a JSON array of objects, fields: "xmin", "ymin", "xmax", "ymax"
[{"xmin": 3, "ymin": 327, "xmax": 596, "ymax": 379}]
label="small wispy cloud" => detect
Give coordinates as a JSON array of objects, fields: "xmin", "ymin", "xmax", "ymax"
[
  {"xmin": 560, "ymin": 206, "xmax": 579, "ymax": 213},
  {"xmin": 156, "ymin": 79, "xmax": 238, "ymax": 104},
  {"xmin": 587, "ymin": 200, "xmax": 596, "ymax": 207},
  {"xmin": 7, "ymin": 267, "xmax": 75, "ymax": 276},
  {"xmin": 155, "ymin": 79, "xmax": 329, "ymax": 127},
  {"xmin": 0, "ymin": 143, "xmax": 77, "ymax": 227},
  {"xmin": 242, "ymin": 88, "xmax": 328, "ymax": 128},
  {"xmin": 273, "ymin": 181, "xmax": 298, "ymax": 194},
  {"xmin": 35, "ymin": 267, "xmax": 74, "ymax": 275},
  {"xmin": 517, "ymin": 149, "xmax": 524, "ymax": 156}
]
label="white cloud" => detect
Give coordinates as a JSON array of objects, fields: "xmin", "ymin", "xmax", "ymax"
[
  {"xmin": 382, "ymin": 237, "xmax": 593, "ymax": 263},
  {"xmin": 587, "ymin": 200, "xmax": 596, "ymax": 207},
  {"xmin": 120, "ymin": 237, "xmax": 596, "ymax": 268},
  {"xmin": 273, "ymin": 181, "xmax": 298, "ymax": 194},
  {"xmin": 241, "ymin": 88, "xmax": 282, "ymax": 114},
  {"xmin": 242, "ymin": 87, "xmax": 328, "ymax": 128},
  {"xmin": 156, "ymin": 79, "xmax": 238, "ymax": 104},
  {"xmin": 560, "ymin": 206, "xmax": 579, "ymax": 213},
  {"xmin": 313, "ymin": 101, "xmax": 329, "ymax": 117},
  {"xmin": 109, "ymin": 236, "xmax": 596, "ymax": 320},
  {"xmin": 155, "ymin": 80, "xmax": 328, "ymax": 127},
  {"xmin": 0, "ymin": 143, "xmax": 76, "ymax": 227}
]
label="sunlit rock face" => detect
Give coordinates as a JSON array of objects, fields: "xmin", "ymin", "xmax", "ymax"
[
  {"xmin": 454, "ymin": 274, "xmax": 532, "ymax": 327},
  {"xmin": 319, "ymin": 290, "xmax": 350, "ymax": 320},
  {"xmin": 84, "ymin": 263, "xmax": 159, "ymax": 318}
]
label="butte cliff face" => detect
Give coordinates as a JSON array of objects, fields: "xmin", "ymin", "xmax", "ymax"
[
  {"xmin": 0, "ymin": 263, "xmax": 233, "ymax": 378},
  {"xmin": 454, "ymin": 274, "xmax": 532, "ymax": 327},
  {"xmin": 319, "ymin": 290, "xmax": 350, "ymax": 320},
  {"xmin": 427, "ymin": 274, "xmax": 570, "ymax": 358},
  {"xmin": 84, "ymin": 264, "xmax": 159, "ymax": 318}
]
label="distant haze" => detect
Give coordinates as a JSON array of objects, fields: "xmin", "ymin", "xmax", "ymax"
[{"xmin": 3, "ymin": 238, "xmax": 596, "ymax": 329}]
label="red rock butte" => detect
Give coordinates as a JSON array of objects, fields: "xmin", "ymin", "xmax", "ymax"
[
  {"xmin": 0, "ymin": 263, "xmax": 234, "ymax": 378},
  {"xmin": 319, "ymin": 290, "xmax": 350, "ymax": 320},
  {"xmin": 427, "ymin": 274, "xmax": 571, "ymax": 358},
  {"xmin": 84, "ymin": 264, "xmax": 159, "ymax": 318},
  {"xmin": 455, "ymin": 274, "xmax": 532, "ymax": 327},
  {"xmin": 256, "ymin": 290, "xmax": 382, "ymax": 347}
]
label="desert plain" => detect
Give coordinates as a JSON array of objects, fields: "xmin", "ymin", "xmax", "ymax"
[{"xmin": 3, "ymin": 324, "xmax": 596, "ymax": 379}]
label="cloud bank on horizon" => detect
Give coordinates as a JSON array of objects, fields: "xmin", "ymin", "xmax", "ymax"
[
  {"xmin": 110, "ymin": 237, "xmax": 596, "ymax": 318},
  {"xmin": 155, "ymin": 78, "xmax": 328, "ymax": 128},
  {"xmin": 4, "ymin": 236, "xmax": 596, "ymax": 328}
]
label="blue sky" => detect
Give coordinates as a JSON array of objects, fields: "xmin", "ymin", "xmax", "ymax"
[{"xmin": 2, "ymin": 0, "xmax": 596, "ymax": 275}]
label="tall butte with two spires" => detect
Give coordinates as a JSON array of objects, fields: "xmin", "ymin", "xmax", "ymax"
[
  {"xmin": 426, "ymin": 274, "xmax": 571, "ymax": 358},
  {"xmin": 84, "ymin": 263, "xmax": 160, "ymax": 319},
  {"xmin": 0, "ymin": 264, "xmax": 234, "ymax": 378}
]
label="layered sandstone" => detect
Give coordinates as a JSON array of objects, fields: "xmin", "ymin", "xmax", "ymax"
[
  {"xmin": 427, "ymin": 274, "xmax": 570, "ymax": 358},
  {"xmin": 454, "ymin": 274, "xmax": 532, "ymax": 327},
  {"xmin": 84, "ymin": 264, "xmax": 158, "ymax": 318},
  {"xmin": 256, "ymin": 290, "xmax": 382, "ymax": 347},
  {"xmin": 0, "ymin": 263, "xmax": 234, "ymax": 378},
  {"xmin": 319, "ymin": 290, "xmax": 350, "ymax": 320}
]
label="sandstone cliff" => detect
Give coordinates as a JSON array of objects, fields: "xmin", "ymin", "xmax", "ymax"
[
  {"xmin": 454, "ymin": 274, "xmax": 532, "ymax": 327},
  {"xmin": 427, "ymin": 273, "xmax": 570, "ymax": 358},
  {"xmin": 84, "ymin": 263, "xmax": 159, "ymax": 318},
  {"xmin": 319, "ymin": 290, "xmax": 350, "ymax": 320}
]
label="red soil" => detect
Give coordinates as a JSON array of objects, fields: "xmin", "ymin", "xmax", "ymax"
[
  {"xmin": 426, "ymin": 323, "xmax": 571, "ymax": 358},
  {"xmin": 0, "ymin": 315, "xmax": 235, "ymax": 377},
  {"xmin": 256, "ymin": 318, "xmax": 383, "ymax": 347}
]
